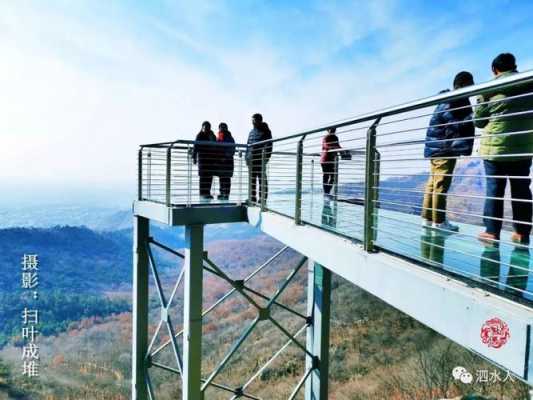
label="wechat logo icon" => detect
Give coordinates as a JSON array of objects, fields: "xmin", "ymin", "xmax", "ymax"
[{"xmin": 452, "ymin": 366, "xmax": 473, "ymax": 384}]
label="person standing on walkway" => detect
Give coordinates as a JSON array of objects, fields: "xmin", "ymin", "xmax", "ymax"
[
  {"xmin": 476, "ymin": 53, "xmax": 533, "ymax": 245},
  {"xmin": 245, "ymin": 113, "xmax": 272, "ymax": 204},
  {"xmin": 193, "ymin": 121, "xmax": 217, "ymax": 199},
  {"xmin": 216, "ymin": 122, "xmax": 236, "ymax": 200},
  {"xmin": 320, "ymin": 127, "xmax": 342, "ymax": 197},
  {"xmin": 422, "ymin": 71, "xmax": 475, "ymax": 232}
]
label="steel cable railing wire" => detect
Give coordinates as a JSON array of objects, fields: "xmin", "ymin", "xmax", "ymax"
[
  {"xmin": 296, "ymin": 90, "xmax": 533, "ymax": 152},
  {"xmin": 139, "ymin": 71, "xmax": 533, "ymax": 301}
]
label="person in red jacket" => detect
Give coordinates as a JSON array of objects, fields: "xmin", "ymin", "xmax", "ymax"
[
  {"xmin": 320, "ymin": 127, "xmax": 342, "ymax": 197},
  {"xmin": 215, "ymin": 122, "xmax": 235, "ymax": 200}
]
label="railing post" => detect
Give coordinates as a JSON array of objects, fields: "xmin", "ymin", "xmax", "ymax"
[
  {"xmin": 166, "ymin": 146, "xmax": 172, "ymax": 207},
  {"xmin": 261, "ymin": 147, "xmax": 267, "ymax": 211},
  {"xmin": 310, "ymin": 158, "xmax": 315, "ymax": 220},
  {"xmin": 187, "ymin": 146, "xmax": 193, "ymax": 207},
  {"xmin": 248, "ymin": 148, "xmax": 253, "ymax": 205},
  {"xmin": 238, "ymin": 150, "xmax": 243, "ymax": 204},
  {"xmin": 333, "ymin": 155, "xmax": 339, "ymax": 199},
  {"xmin": 147, "ymin": 151, "xmax": 152, "ymax": 200},
  {"xmin": 295, "ymin": 137, "xmax": 305, "ymax": 224},
  {"xmin": 364, "ymin": 117, "xmax": 381, "ymax": 252},
  {"xmin": 373, "ymin": 150, "xmax": 381, "ymax": 244},
  {"xmin": 138, "ymin": 148, "xmax": 143, "ymax": 201}
]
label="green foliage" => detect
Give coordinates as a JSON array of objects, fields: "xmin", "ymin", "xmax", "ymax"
[
  {"xmin": 0, "ymin": 358, "xmax": 28, "ymax": 398},
  {"xmin": 0, "ymin": 226, "xmax": 132, "ymax": 293},
  {"xmin": 0, "ymin": 291, "xmax": 130, "ymax": 347}
]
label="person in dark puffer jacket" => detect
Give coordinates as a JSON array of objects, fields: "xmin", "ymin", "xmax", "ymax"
[
  {"xmin": 422, "ymin": 71, "xmax": 475, "ymax": 232},
  {"xmin": 246, "ymin": 113, "xmax": 273, "ymax": 204},
  {"xmin": 193, "ymin": 121, "xmax": 217, "ymax": 199}
]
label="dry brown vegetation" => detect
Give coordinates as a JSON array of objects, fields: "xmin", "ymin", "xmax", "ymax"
[{"xmin": 0, "ymin": 235, "xmax": 530, "ymax": 399}]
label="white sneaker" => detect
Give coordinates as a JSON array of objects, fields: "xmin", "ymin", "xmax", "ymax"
[
  {"xmin": 433, "ymin": 220, "xmax": 459, "ymax": 232},
  {"xmin": 422, "ymin": 219, "xmax": 433, "ymax": 228}
]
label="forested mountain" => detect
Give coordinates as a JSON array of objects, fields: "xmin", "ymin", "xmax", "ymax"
[
  {"xmin": 0, "ymin": 223, "xmax": 270, "ymax": 350},
  {"xmin": 0, "ymin": 226, "xmax": 131, "ymax": 293}
]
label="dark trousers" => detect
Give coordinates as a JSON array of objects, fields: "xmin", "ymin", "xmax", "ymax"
[
  {"xmin": 321, "ymin": 162, "xmax": 336, "ymax": 195},
  {"xmin": 199, "ymin": 175, "xmax": 213, "ymax": 197},
  {"xmin": 219, "ymin": 177, "xmax": 231, "ymax": 197},
  {"xmin": 249, "ymin": 162, "xmax": 268, "ymax": 202},
  {"xmin": 483, "ymin": 159, "xmax": 532, "ymax": 237}
]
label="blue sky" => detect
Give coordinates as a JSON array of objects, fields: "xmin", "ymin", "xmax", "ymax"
[{"xmin": 2, "ymin": 0, "xmax": 533, "ymax": 202}]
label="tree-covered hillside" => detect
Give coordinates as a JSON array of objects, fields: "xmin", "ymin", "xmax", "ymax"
[{"xmin": 0, "ymin": 226, "xmax": 131, "ymax": 293}]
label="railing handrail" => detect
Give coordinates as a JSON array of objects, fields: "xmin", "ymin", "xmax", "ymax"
[
  {"xmin": 250, "ymin": 68, "xmax": 533, "ymax": 147},
  {"xmin": 140, "ymin": 139, "xmax": 249, "ymax": 149}
]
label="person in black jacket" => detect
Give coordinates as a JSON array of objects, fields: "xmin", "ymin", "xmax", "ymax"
[
  {"xmin": 245, "ymin": 113, "xmax": 273, "ymax": 203},
  {"xmin": 215, "ymin": 122, "xmax": 236, "ymax": 200},
  {"xmin": 422, "ymin": 71, "xmax": 475, "ymax": 232},
  {"xmin": 320, "ymin": 127, "xmax": 342, "ymax": 196},
  {"xmin": 193, "ymin": 121, "xmax": 217, "ymax": 199}
]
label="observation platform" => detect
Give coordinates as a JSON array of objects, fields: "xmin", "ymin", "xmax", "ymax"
[{"xmin": 132, "ymin": 70, "xmax": 533, "ymax": 399}]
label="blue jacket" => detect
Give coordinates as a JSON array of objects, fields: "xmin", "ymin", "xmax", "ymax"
[{"xmin": 424, "ymin": 92, "xmax": 474, "ymax": 158}]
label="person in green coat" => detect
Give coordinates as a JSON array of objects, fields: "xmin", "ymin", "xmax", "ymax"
[{"xmin": 476, "ymin": 53, "xmax": 533, "ymax": 245}]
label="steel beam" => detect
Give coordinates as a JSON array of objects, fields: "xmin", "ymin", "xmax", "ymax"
[
  {"xmin": 132, "ymin": 216, "xmax": 150, "ymax": 400},
  {"xmin": 183, "ymin": 225, "xmax": 204, "ymax": 400},
  {"xmin": 305, "ymin": 261, "xmax": 331, "ymax": 399},
  {"xmin": 253, "ymin": 209, "xmax": 533, "ymax": 384},
  {"xmin": 133, "ymin": 200, "xmax": 247, "ymax": 226}
]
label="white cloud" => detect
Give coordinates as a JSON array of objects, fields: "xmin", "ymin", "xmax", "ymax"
[{"xmin": 0, "ymin": 0, "xmax": 514, "ymax": 194}]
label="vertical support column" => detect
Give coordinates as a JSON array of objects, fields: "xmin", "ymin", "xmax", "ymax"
[
  {"xmin": 363, "ymin": 117, "xmax": 381, "ymax": 252},
  {"xmin": 295, "ymin": 139, "xmax": 304, "ymax": 224},
  {"xmin": 183, "ymin": 225, "xmax": 204, "ymax": 400},
  {"xmin": 305, "ymin": 261, "xmax": 331, "ymax": 400},
  {"xmin": 132, "ymin": 216, "xmax": 149, "ymax": 400}
]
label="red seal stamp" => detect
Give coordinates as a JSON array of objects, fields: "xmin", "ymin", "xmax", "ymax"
[{"xmin": 480, "ymin": 317, "xmax": 510, "ymax": 349}]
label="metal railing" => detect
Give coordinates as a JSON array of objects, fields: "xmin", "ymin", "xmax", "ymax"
[
  {"xmin": 139, "ymin": 69, "xmax": 533, "ymax": 302},
  {"xmin": 139, "ymin": 141, "xmax": 249, "ymax": 206}
]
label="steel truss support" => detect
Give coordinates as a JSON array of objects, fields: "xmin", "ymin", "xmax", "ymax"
[
  {"xmin": 305, "ymin": 261, "xmax": 331, "ymax": 400},
  {"xmin": 133, "ymin": 224, "xmax": 332, "ymax": 399}
]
